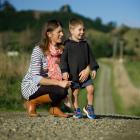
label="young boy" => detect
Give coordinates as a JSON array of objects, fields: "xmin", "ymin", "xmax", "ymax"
[{"xmin": 60, "ymin": 18, "xmax": 99, "ymax": 119}]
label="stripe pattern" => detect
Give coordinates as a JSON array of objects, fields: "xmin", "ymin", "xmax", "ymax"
[{"xmin": 21, "ymin": 46, "xmax": 48, "ymax": 99}]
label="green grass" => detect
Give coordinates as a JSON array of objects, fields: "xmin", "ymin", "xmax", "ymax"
[
  {"xmin": 111, "ymin": 65, "xmax": 125, "ymax": 114},
  {"xmin": 124, "ymin": 60, "xmax": 140, "ymax": 88},
  {"xmin": 0, "ymin": 75, "xmax": 23, "ymax": 111},
  {"xmin": 99, "ymin": 58, "xmax": 140, "ymax": 116},
  {"xmin": 78, "ymin": 89, "xmax": 88, "ymax": 110}
]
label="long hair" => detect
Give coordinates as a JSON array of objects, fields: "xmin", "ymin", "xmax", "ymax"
[{"xmin": 39, "ymin": 20, "xmax": 63, "ymax": 53}]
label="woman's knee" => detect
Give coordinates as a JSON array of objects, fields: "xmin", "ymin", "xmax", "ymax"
[
  {"xmin": 60, "ymin": 88, "xmax": 68, "ymax": 98},
  {"xmin": 50, "ymin": 87, "xmax": 68, "ymax": 104}
]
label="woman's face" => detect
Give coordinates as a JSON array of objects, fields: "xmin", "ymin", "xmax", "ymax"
[{"xmin": 48, "ymin": 26, "xmax": 64, "ymax": 45}]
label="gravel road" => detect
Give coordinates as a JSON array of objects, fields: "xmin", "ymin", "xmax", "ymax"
[{"xmin": 0, "ymin": 112, "xmax": 140, "ymax": 140}]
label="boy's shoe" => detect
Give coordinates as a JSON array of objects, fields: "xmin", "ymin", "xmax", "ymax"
[
  {"xmin": 73, "ymin": 108, "xmax": 83, "ymax": 119},
  {"xmin": 83, "ymin": 105, "xmax": 96, "ymax": 119}
]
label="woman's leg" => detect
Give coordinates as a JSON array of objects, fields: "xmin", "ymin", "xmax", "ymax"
[
  {"xmin": 25, "ymin": 85, "xmax": 69, "ymax": 117},
  {"xmin": 25, "ymin": 94, "xmax": 52, "ymax": 117},
  {"xmin": 47, "ymin": 85, "xmax": 70, "ymax": 118}
]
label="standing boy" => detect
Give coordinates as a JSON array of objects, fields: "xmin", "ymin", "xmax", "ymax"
[{"xmin": 60, "ymin": 18, "xmax": 99, "ymax": 119}]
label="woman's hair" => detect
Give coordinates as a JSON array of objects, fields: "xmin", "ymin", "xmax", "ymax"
[{"xmin": 39, "ymin": 19, "xmax": 62, "ymax": 53}]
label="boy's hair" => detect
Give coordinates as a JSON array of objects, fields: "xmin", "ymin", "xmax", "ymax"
[{"xmin": 69, "ymin": 18, "xmax": 84, "ymax": 29}]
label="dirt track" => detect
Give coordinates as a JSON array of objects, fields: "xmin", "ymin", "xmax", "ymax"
[{"xmin": 94, "ymin": 63, "xmax": 115, "ymax": 114}]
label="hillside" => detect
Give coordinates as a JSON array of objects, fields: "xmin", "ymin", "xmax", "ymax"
[
  {"xmin": 0, "ymin": 10, "xmax": 115, "ymax": 33},
  {"xmin": 0, "ymin": 10, "xmax": 115, "ymax": 58},
  {"xmin": 124, "ymin": 29, "xmax": 140, "ymax": 57},
  {"xmin": 0, "ymin": 9, "xmax": 140, "ymax": 58}
]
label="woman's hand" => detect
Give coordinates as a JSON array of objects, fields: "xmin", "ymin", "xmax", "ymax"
[
  {"xmin": 79, "ymin": 66, "xmax": 90, "ymax": 83},
  {"xmin": 62, "ymin": 72, "xmax": 69, "ymax": 80},
  {"xmin": 58, "ymin": 80, "xmax": 71, "ymax": 88}
]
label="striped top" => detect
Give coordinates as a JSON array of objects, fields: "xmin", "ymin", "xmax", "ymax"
[{"xmin": 21, "ymin": 46, "xmax": 48, "ymax": 100}]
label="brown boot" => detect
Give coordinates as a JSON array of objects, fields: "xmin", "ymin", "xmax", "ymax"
[
  {"xmin": 24, "ymin": 101, "xmax": 38, "ymax": 117},
  {"xmin": 49, "ymin": 106, "xmax": 70, "ymax": 118},
  {"xmin": 24, "ymin": 94, "xmax": 52, "ymax": 117}
]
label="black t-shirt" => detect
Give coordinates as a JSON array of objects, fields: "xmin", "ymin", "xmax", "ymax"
[{"xmin": 60, "ymin": 39, "xmax": 99, "ymax": 82}]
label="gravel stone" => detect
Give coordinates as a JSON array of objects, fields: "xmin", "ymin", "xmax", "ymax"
[{"xmin": 0, "ymin": 112, "xmax": 140, "ymax": 140}]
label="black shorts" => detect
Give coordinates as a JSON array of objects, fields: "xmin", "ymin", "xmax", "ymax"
[{"xmin": 29, "ymin": 85, "xmax": 68, "ymax": 104}]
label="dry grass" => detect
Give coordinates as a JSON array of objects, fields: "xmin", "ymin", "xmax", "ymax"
[
  {"xmin": 113, "ymin": 59, "xmax": 140, "ymax": 115},
  {"xmin": 0, "ymin": 51, "xmax": 30, "ymax": 110},
  {"xmin": 0, "ymin": 52, "xmax": 30, "ymax": 77}
]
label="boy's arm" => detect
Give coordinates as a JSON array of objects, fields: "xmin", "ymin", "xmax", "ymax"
[
  {"xmin": 87, "ymin": 43, "xmax": 99, "ymax": 71},
  {"xmin": 60, "ymin": 45, "xmax": 69, "ymax": 77},
  {"xmin": 91, "ymin": 70, "xmax": 97, "ymax": 79},
  {"xmin": 79, "ymin": 65, "xmax": 90, "ymax": 82}
]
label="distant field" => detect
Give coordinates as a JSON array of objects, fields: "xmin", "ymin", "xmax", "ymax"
[
  {"xmin": 0, "ymin": 52, "xmax": 30, "ymax": 110},
  {"xmin": 124, "ymin": 60, "xmax": 140, "ymax": 88}
]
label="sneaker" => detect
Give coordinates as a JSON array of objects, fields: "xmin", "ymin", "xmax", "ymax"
[
  {"xmin": 83, "ymin": 105, "xmax": 96, "ymax": 119},
  {"xmin": 73, "ymin": 108, "xmax": 83, "ymax": 119}
]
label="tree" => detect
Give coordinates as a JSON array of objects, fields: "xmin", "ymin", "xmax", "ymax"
[
  {"xmin": 106, "ymin": 21, "xmax": 116, "ymax": 31},
  {"xmin": 1, "ymin": 0, "xmax": 16, "ymax": 12},
  {"xmin": 60, "ymin": 5, "xmax": 72, "ymax": 13},
  {"xmin": 94, "ymin": 17, "xmax": 102, "ymax": 26}
]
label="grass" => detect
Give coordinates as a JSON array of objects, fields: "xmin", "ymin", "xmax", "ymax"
[
  {"xmin": 124, "ymin": 60, "xmax": 140, "ymax": 88},
  {"xmin": 99, "ymin": 58, "xmax": 140, "ymax": 116},
  {"xmin": 111, "ymin": 63, "xmax": 125, "ymax": 114},
  {"xmin": 99, "ymin": 58, "xmax": 125, "ymax": 114},
  {"xmin": 0, "ymin": 52, "xmax": 30, "ymax": 111},
  {"xmin": 123, "ymin": 60, "xmax": 140, "ymax": 116}
]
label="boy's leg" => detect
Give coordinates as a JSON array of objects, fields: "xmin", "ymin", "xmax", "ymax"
[
  {"xmin": 71, "ymin": 88, "xmax": 83, "ymax": 118},
  {"xmin": 71, "ymin": 88, "xmax": 80, "ymax": 109},
  {"xmin": 86, "ymin": 85, "xmax": 94, "ymax": 106},
  {"xmin": 83, "ymin": 84, "xmax": 96, "ymax": 119}
]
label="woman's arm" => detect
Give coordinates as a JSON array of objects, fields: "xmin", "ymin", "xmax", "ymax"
[
  {"xmin": 31, "ymin": 46, "xmax": 71, "ymax": 88},
  {"xmin": 31, "ymin": 46, "xmax": 43, "ymax": 75},
  {"xmin": 40, "ymin": 77, "xmax": 71, "ymax": 88}
]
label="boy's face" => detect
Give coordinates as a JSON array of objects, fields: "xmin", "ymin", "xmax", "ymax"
[{"xmin": 70, "ymin": 24, "xmax": 85, "ymax": 41}]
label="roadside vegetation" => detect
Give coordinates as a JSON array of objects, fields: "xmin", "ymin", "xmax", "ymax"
[
  {"xmin": 100, "ymin": 58, "xmax": 140, "ymax": 116},
  {"xmin": 124, "ymin": 60, "xmax": 140, "ymax": 88},
  {"xmin": 0, "ymin": 1, "xmax": 140, "ymax": 116},
  {"xmin": 0, "ymin": 52, "xmax": 30, "ymax": 111}
]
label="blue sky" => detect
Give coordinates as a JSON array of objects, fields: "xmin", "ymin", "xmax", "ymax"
[{"xmin": 10, "ymin": 0, "xmax": 140, "ymax": 28}]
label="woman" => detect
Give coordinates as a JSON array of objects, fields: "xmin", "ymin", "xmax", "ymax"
[{"xmin": 21, "ymin": 20, "xmax": 71, "ymax": 118}]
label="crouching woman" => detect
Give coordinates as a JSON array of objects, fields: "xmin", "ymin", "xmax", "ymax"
[{"xmin": 21, "ymin": 20, "xmax": 71, "ymax": 118}]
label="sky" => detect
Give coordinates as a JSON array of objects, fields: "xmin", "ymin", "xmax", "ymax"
[{"xmin": 9, "ymin": 0, "xmax": 140, "ymax": 28}]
